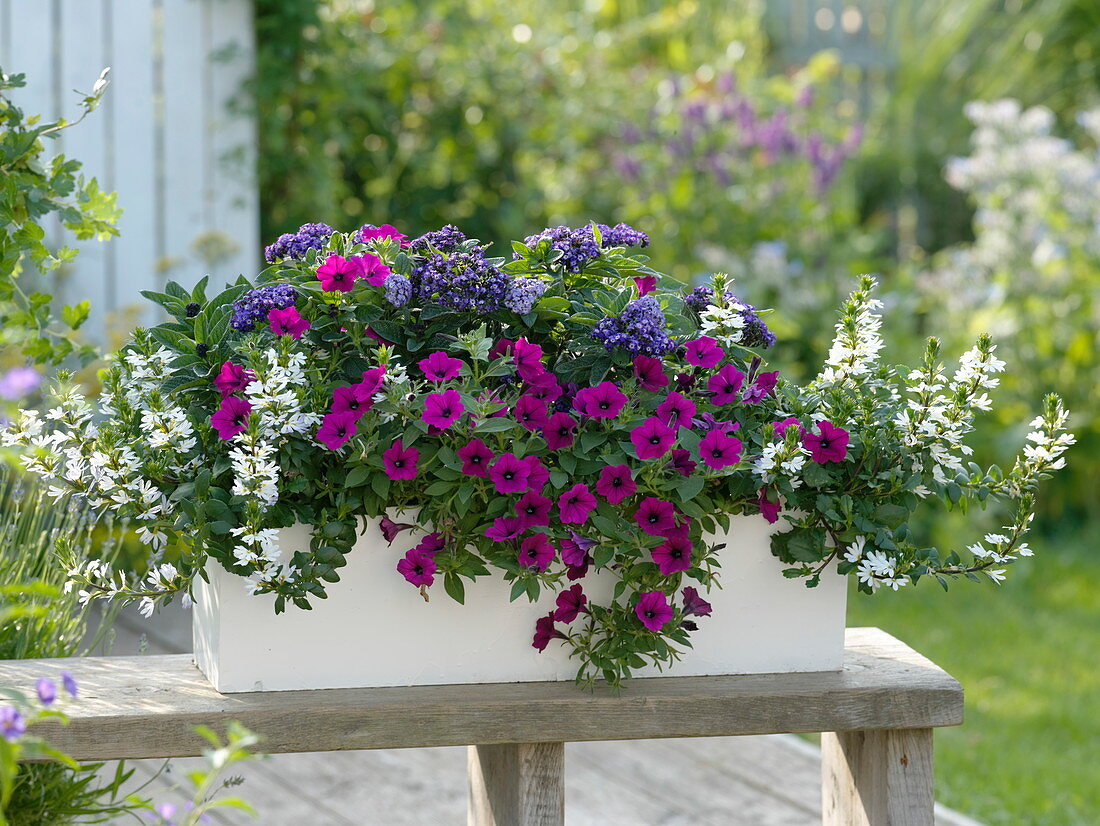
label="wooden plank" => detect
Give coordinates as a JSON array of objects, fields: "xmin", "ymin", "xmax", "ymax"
[
  {"xmin": 821, "ymin": 728, "xmax": 936, "ymax": 826},
  {"xmin": 468, "ymin": 742, "xmax": 564, "ymax": 826},
  {"xmin": 0, "ymin": 629, "xmax": 963, "ymax": 762}
]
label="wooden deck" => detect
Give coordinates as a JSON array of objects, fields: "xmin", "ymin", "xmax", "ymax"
[{"xmin": 84, "ymin": 606, "xmax": 983, "ymax": 825}]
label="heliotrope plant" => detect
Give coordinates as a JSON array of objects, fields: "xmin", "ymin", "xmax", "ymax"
[{"xmin": 4, "ymin": 221, "xmax": 1073, "ymax": 685}]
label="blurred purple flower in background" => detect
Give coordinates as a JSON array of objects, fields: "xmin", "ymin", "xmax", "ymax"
[{"xmin": 0, "ymin": 366, "xmax": 41, "ymax": 400}]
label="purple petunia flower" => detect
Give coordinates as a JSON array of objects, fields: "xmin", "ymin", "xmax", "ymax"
[
  {"xmin": 379, "ymin": 515, "xmax": 416, "ymax": 544},
  {"xmin": 802, "ymin": 421, "xmax": 850, "ymax": 463},
  {"xmin": 397, "ymin": 548, "xmax": 437, "ymax": 587},
  {"xmin": 630, "ymin": 417, "xmax": 677, "ymax": 460},
  {"xmin": 558, "ymin": 484, "xmax": 597, "ymax": 525},
  {"xmin": 316, "ymin": 254, "xmax": 364, "ymax": 292},
  {"xmin": 513, "ymin": 338, "xmax": 545, "ymax": 381},
  {"xmin": 317, "ymin": 411, "xmax": 358, "ymax": 450},
  {"xmin": 414, "ymin": 532, "xmax": 447, "ymax": 558},
  {"xmin": 489, "ymin": 453, "xmax": 531, "ymax": 494},
  {"xmin": 359, "ymin": 223, "xmax": 409, "ymax": 246},
  {"xmin": 418, "ymin": 351, "xmax": 465, "ymax": 381},
  {"xmin": 514, "ymin": 491, "xmax": 553, "ymax": 528},
  {"xmin": 36, "ymin": 677, "xmax": 57, "ymax": 707},
  {"xmin": 0, "ymin": 706, "xmax": 25, "ymax": 741},
  {"xmin": 651, "ymin": 535, "xmax": 693, "ymax": 576},
  {"xmin": 458, "ymin": 439, "xmax": 495, "ymax": 477},
  {"xmin": 742, "ymin": 370, "xmax": 779, "ymax": 404},
  {"xmin": 708, "ymin": 364, "xmax": 746, "ymax": 405},
  {"xmin": 698, "ymin": 430, "xmax": 743, "ymax": 470},
  {"xmin": 518, "ymin": 534, "xmax": 556, "ymax": 572},
  {"xmin": 757, "ymin": 487, "xmax": 781, "ymax": 524},
  {"xmin": 422, "ymin": 389, "xmax": 465, "ymax": 429},
  {"xmin": 543, "ymin": 412, "xmax": 577, "ymax": 450},
  {"xmin": 596, "ymin": 464, "xmax": 636, "ymax": 505},
  {"xmin": 635, "ymin": 497, "xmax": 677, "ymax": 536},
  {"xmin": 633, "ymin": 355, "xmax": 669, "ymax": 392},
  {"xmin": 685, "ymin": 337, "xmax": 725, "ymax": 368},
  {"xmin": 513, "ymin": 395, "xmax": 550, "ymax": 432},
  {"xmin": 524, "ymin": 372, "xmax": 563, "ymax": 403},
  {"xmin": 331, "ymin": 385, "xmax": 372, "ymax": 419},
  {"xmin": 634, "ymin": 275, "xmax": 657, "ymax": 296},
  {"xmin": 210, "ymin": 396, "xmax": 252, "ymax": 440},
  {"xmin": 634, "ymin": 591, "xmax": 673, "ymax": 631},
  {"xmin": 773, "ymin": 416, "xmax": 802, "ymax": 438},
  {"xmin": 383, "ymin": 440, "xmax": 420, "ymax": 480},
  {"xmin": 682, "ymin": 586, "xmax": 713, "ymax": 617},
  {"xmin": 574, "ymin": 381, "xmax": 628, "ymax": 418},
  {"xmin": 213, "ymin": 361, "xmax": 254, "ymax": 399},
  {"xmin": 485, "ymin": 515, "xmax": 526, "ymax": 542},
  {"xmin": 268, "ymin": 306, "xmax": 310, "ymax": 339},
  {"xmin": 264, "ymin": 222, "xmax": 334, "ymax": 263},
  {"xmin": 655, "ymin": 391, "xmax": 697, "ymax": 430},
  {"xmin": 361, "ymin": 254, "xmax": 392, "ymax": 287},
  {"xmin": 669, "ymin": 449, "xmax": 697, "ymax": 477},
  {"xmin": 532, "ymin": 612, "xmax": 566, "ymax": 652},
  {"xmin": 524, "ymin": 456, "xmax": 550, "ymax": 492},
  {"xmin": 553, "ymin": 584, "xmax": 588, "ymax": 623}
]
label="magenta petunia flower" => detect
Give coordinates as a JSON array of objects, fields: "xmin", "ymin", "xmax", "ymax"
[
  {"xmin": 268, "ymin": 306, "xmax": 310, "ymax": 339},
  {"xmin": 397, "ymin": 548, "xmax": 436, "ymax": 587},
  {"xmin": 358, "ymin": 366, "xmax": 387, "ymax": 397},
  {"xmin": 635, "ymin": 590, "xmax": 674, "ymax": 631},
  {"xmin": 418, "ymin": 351, "xmax": 464, "ymax": 381},
  {"xmin": 360, "ymin": 223, "xmax": 408, "ymax": 246},
  {"xmin": 514, "ymin": 491, "xmax": 553, "ymax": 528},
  {"xmin": 698, "ymin": 430, "xmax": 743, "ymax": 470},
  {"xmin": 682, "ymin": 586, "xmax": 713, "ymax": 617},
  {"xmin": 630, "ymin": 416, "xmax": 677, "ymax": 460},
  {"xmin": 489, "ymin": 452, "xmax": 531, "ymax": 494},
  {"xmin": 331, "ymin": 385, "xmax": 372, "ymax": 419},
  {"xmin": 757, "ymin": 487, "xmax": 781, "ymax": 524},
  {"xmin": 458, "ymin": 439, "xmax": 495, "ymax": 477},
  {"xmin": 213, "ymin": 361, "xmax": 254, "ymax": 398},
  {"xmin": 316, "ymin": 254, "xmax": 362, "ymax": 292},
  {"xmin": 773, "ymin": 416, "xmax": 801, "ymax": 438},
  {"xmin": 684, "ymin": 336, "xmax": 724, "ymax": 368},
  {"xmin": 694, "ymin": 412, "xmax": 741, "ymax": 434},
  {"xmin": 634, "ymin": 275, "xmax": 657, "ymax": 296},
  {"xmin": 558, "ymin": 484, "xmax": 597, "ymax": 525},
  {"xmin": 669, "ymin": 449, "xmax": 697, "ymax": 477},
  {"xmin": 574, "ymin": 381, "xmax": 628, "ymax": 418},
  {"xmin": 543, "ymin": 412, "xmax": 578, "ymax": 450},
  {"xmin": 708, "ymin": 364, "xmax": 746, "ymax": 405},
  {"xmin": 560, "ymin": 532, "xmax": 595, "ymax": 567},
  {"xmin": 532, "ymin": 612, "xmax": 566, "ymax": 652},
  {"xmin": 742, "ymin": 370, "xmax": 779, "ymax": 404},
  {"xmin": 317, "ymin": 411, "xmax": 359, "ymax": 450},
  {"xmin": 633, "ymin": 355, "xmax": 669, "ymax": 392},
  {"xmin": 422, "ymin": 388, "xmax": 465, "ymax": 429},
  {"xmin": 490, "ymin": 338, "xmax": 514, "ymax": 360},
  {"xmin": 553, "ymin": 583, "xmax": 588, "ymax": 623},
  {"xmin": 383, "ymin": 439, "xmax": 420, "ymax": 480},
  {"xmin": 360, "ymin": 253, "xmax": 391, "ymax": 287},
  {"xmin": 513, "ymin": 337, "xmax": 545, "ymax": 381},
  {"xmin": 596, "ymin": 464, "xmax": 636, "ymax": 505},
  {"xmin": 651, "ymin": 535, "xmax": 693, "ymax": 576},
  {"xmin": 524, "ymin": 455, "xmax": 550, "ymax": 492},
  {"xmin": 656, "ymin": 391, "xmax": 697, "ymax": 430},
  {"xmin": 414, "ymin": 532, "xmax": 447, "ymax": 558},
  {"xmin": 485, "ymin": 515, "xmax": 526, "ymax": 542},
  {"xmin": 518, "ymin": 533, "xmax": 556, "ymax": 572},
  {"xmin": 524, "ymin": 372, "xmax": 563, "ymax": 402},
  {"xmin": 513, "ymin": 395, "xmax": 550, "ymax": 431},
  {"xmin": 802, "ymin": 420, "xmax": 850, "ymax": 463},
  {"xmin": 210, "ymin": 396, "xmax": 252, "ymax": 440},
  {"xmin": 634, "ymin": 497, "xmax": 677, "ymax": 536},
  {"xmin": 378, "ymin": 514, "xmax": 415, "ymax": 544}
]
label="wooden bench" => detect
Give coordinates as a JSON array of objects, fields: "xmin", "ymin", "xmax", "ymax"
[{"xmin": 2, "ymin": 627, "xmax": 962, "ymax": 825}]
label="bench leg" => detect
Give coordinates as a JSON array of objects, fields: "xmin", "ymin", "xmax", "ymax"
[
  {"xmin": 822, "ymin": 729, "xmax": 935, "ymax": 826},
  {"xmin": 467, "ymin": 742, "xmax": 565, "ymax": 826}
]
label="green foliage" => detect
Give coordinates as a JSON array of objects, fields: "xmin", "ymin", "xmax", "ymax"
[{"xmin": 0, "ymin": 68, "xmax": 119, "ymax": 366}]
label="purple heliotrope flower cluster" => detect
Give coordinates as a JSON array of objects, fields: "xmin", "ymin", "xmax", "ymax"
[
  {"xmin": 263, "ymin": 222, "xmax": 335, "ymax": 263},
  {"xmin": 230, "ymin": 284, "xmax": 298, "ymax": 332},
  {"xmin": 684, "ymin": 287, "xmax": 776, "ymax": 349},
  {"xmin": 409, "ymin": 224, "xmax": 471, "ymax": 254},
  {"xmin": 503, "ymin": 278, "xmax": 548, "ymax": 315},
  {"xmin": 591, "ymin": 295, "xmax": 677, "ymax": 356},
  {"xmin": 521, "ymin": 222, "xmax": 650, "ymax": 273}
]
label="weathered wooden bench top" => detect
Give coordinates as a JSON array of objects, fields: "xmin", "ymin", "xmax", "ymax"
[{"xmin": 1, "ymin": 627, "xmax": 961, "ymax": 762}]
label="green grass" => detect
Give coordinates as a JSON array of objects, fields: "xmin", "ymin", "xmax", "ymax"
[{"xmin": 846, "ymin": 528, "xmax": 1100, "ymax": 826}]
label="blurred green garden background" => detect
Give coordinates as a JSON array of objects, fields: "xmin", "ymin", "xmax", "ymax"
[
  {"xmin": 1, "ymin": 0, "xmax": 1096, "ymax": 823},
  {"xmin": 249, "ymin": 2, "xmax": 1098, "ymax": 822}
]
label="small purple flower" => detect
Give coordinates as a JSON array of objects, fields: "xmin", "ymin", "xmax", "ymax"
[
  {"xmin": 418, "ymin": 351, "xmax": 464, "ymax": 381},
  {"xmin": 630, "ymin": 417, "xmax": 677, "ymax": 460},
  {"xmin": 553, "ymin": 584, "xmax": 588, "ymax": 623},
  {"xmin": 383, "ymin": 274, "xmax": 413, "ymax": 307},
  {"xmin": 383, "ymin": 440, "xmax": 420, "ymax": 480},
  {"xmin": 231, "ymin": 284, "xmax": 297, "ymax": 332},
  {"xmin": 685, "ymin": 337, "xmax": 724, "ymax": 369},
  {"xmin": 655, "ymin": 391, "xmax": 697, "ymax": 430},
  {"xmin": 633, "ymin": 355, "xmax": 669, "ymax": 392},
  {"xmin": 264, "ymin": 222, "xmax": 334, "ymax": 263},
  {"xmin": 708, "ymin": 364, "xmax": 746, "ymax": 405},
  {"xmin": 742, "ymin": 370, "xmax": 780, "ymax": 404},
  {"xmin": 596, "ymin": 464, "xmax": 636, "ymax": 505},
  {"xmin": 458, "ymin": 439, "xmax": 495, "ymax": 477},
  {"xmin": 0, "ymin": 706, "xmax": 25, "ymax": 741},
  {"xmin": 635, "ymin": 591, "xmax": 673, "ymax": 631},
  {"xmin": 503, "ymin": 278, "xmax": 547, "ymax": 315},
  {"xmin": 591, "ymin": 295, "xmax": 677, "ymax": 357},
  {"xmin": 489, "ymin": 453, "xmax": 531, "ymax": 494},
  {"xmin": 397, "ymin": 549, "xmax": 437, "ymax": 587},
  {"xmin": 669, "ymin": 449, "xmax": 697, "ymax": 477},
  {"xmin": 532, "ymin": 612, "xmax": 566, "ymax": 652},
  {"xmin": 802, "ymin": 421, "xmax": 850, "ymax": 463},
  {"xmin": 682, "ymin": 586, "xmax": 713, "ymax": 617},
  {"xmin": 518, "ymin": 534, "xmax": 556, "ymax": 572},
  {"xmin": 513, "ymin": 395, "xmax": 550, "ymax": 431},
  {"xmin": 422, "ymin": 389, "xmax": 465, "ymax": 429},
  {"xmin": 62, "ymin": 672, "xmax": 77, "ymax": 699},
  {"xmin": 36, "ymin": 677, "xmax": 57, "ymax": 707},
  {"xmin": 574, "ymin": 382, "xmax": 628, "ymax": 418},
  {"xmin": 268, "ymin": 306, "xmax": 310, "ymax": 339},
  {"xmin": 485, "ymin": 516, "xmax": 526, "ymax": 542},
  {"xmin": 379, "ymin": 515, "xmax": 416, "ymax": 544},
  {"xmin": 558, "ymin": 484, "xmax": 598, "ymax": 525},
  {"xmin": 210, "ymin": 396, "xmax": 252, "ymax": 440},
  {"xmin": 0, "ymin": 366, "xmax": 42, "ymax": 400},
  {"xmin": 757, "ymin": 488, "xmax": 781, "ymax": 524},
  {"xmin": 698, "ymin": 430, "xmax": 743, "ymax": 470},
  {"xmin": 317, "ymin": 411, "xmax": 358, "ymax": 450},
  {"xmin": 514, "ymin": 491, "xmax": 553, "ymax": 528},
  {"xmin": 544, "ymin": 412, "xmax": 577, "ymax": 450},
  {"xmin": 635, "ymin": 497, "xmax": 677, "ymax": 536},
  {"xmin": 651, "ymin": 535, "xmax": 693, "ymax": 576}
]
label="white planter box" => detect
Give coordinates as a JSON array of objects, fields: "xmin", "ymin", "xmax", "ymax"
[{"xmin": 193, "ymin": 515, "xmax": 847, "ymax": 693}]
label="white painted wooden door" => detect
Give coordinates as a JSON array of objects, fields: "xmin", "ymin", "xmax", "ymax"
[{"xmin": 0, "ymin": 0, "xmax": 258, "ymax": 338}]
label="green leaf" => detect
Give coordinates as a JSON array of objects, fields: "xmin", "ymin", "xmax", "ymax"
[
  {"xmin": 60, "ymin": 300, "xmax": 90, "ymax": 330},
  {"xmin": 345, "ymin": 466, "xmax": 371, "ymax": 488},
  {"xmin": 444, "ymin": 573, "xmax": 466, "ymax": 605}
]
